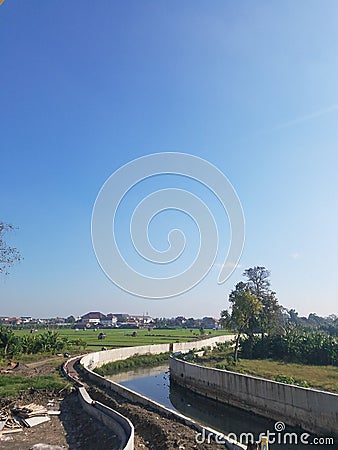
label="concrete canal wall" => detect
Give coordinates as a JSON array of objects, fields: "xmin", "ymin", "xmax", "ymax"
[
  {"xmin": 63, "ymin": 357, "xmax": 134, "ymax": 450},
  {"xmin": 80, "ymin": 334, "xmax": 234, "ymax": 370},
  {"xmin": 78, "ymin": 386, "xmax": 134, "ymax": 450},
  {"xmin": 170, "ymin": 356, "xmax": 338, "ymax": 436}
]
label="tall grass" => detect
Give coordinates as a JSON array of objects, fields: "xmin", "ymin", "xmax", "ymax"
[{"xmin": 0, "ymin": 374, "xmax": 68, "ymax": 396}]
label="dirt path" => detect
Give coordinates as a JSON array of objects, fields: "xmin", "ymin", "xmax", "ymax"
[
  {"xmin": 2, "ymin": 356, "xmax": 67, "ymax": 377},
  {"xmin": 25, "ymin": 356, "xmax": 66, "ymax": 369}
]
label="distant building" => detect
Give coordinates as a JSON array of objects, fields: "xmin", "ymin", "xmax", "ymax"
[
  {"xmin": 74, "ymin": 311, "xmax": 156, "ymax": 328},
  {"xmin": 20, "ymin": 316, "xmax": 32, "ymax": 323},
  {"xmin": 77, "ymin": 311, "xmax": 117, "ymax": 328},
  {"xmin": 7, "ymin": 317, "xmax": 22, "ymax": 325},
  {"xmin": 74, "ymin": 321, "xmax": 91, "ymax": 330},
  {"xmin": 129, "ymin": 314, "xmax": 153, "ymax": 325},
  {"xmin": 46, "ymin": 317, "xmax": 66, "ymax": 325},
  {"xmin": 101, "ymin": 313, "xmax": 117, "ymax": 327},
  {"xmin": 81, "ymin": 311, "xmax": 107, "ymax": 325},
  {"xmin": 112, "ymin": 313, "xmax": 130, "ymax": 323}
]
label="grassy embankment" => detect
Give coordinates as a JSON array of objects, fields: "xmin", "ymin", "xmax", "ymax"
[
  {"xmin": 196, "ymin": 346, "xmax": 338, "ymax": 393},
  {"xmin": 94, "ymin": 352, "xmax": 171, "ymax": 376}
]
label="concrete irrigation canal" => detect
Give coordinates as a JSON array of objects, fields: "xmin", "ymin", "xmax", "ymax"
[
  {"xmin": 63, "ymin": 336, "xmax": 337, "ymax": 450},
  {"xmin": 107, "ymin": 364, "xmax": 334, "ymax": 450}
]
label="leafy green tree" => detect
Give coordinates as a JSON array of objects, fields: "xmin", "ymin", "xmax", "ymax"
[
  {"xmin": 221, "ymin": 282, "xmax": 262, "ymax": 363},
  {"xmin": 243, "ymin": 266, "xmax": 282, "ymax": 338},
  {"xmin": 288, "ymin": 308, "xmax": 299, "ymax": 324},
  {"xmin": 258, "ymin": 291, "xmax": 282, "ymax": 337},
  {"xmin": 38, "ymin": 331, "xmax": 66, "ymax": 354},
  {"xmin": 20, "ymin": 334, "xmax": 39, "ymax": 354},
  {"xmin": 0, "ymin": 223, "xmax": 22, "ymax": 274},
  {"xmin": 243, "ymin": 266, "xmax": 271, "ymax": 296},
  {"xmin": 0, "ymin": 326, "xmax": 19, "ymax": 357}
]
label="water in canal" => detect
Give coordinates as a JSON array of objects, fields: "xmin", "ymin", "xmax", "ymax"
[{"xmin": 108, "ymin": 365, "xmax": 335, "ymax": 449}]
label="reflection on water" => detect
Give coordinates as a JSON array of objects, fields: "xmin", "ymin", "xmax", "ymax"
[
  {"xmin": 108, "ymin": 364, "xmax": 170, "ymax": 385},
  {"xmin": 107, "ymin": 365, "xmax": 335, "ymax": 450},
  {"xmin": 108, "ymin": 365, "xmax": 173, "ymax": 409}
]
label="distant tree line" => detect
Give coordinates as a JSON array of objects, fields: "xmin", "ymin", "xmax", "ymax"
[
  {"xmin": 221, "ymin": 266, "xmax": 338, "ymax": 366},
  {"xmin": 286, "ymin": 309, "xmax": 338, "ymax": 335}
]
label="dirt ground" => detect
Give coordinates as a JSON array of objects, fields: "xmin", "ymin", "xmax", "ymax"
[
  {"xmin": 0, "ymin": 356, "xmax": 72, "ymax": 379},
  {"xmin": 0, "ymin": 360, "xmax": 120, "ymax": 449},
  {"xmin": 88, "ymin": 385, "xmax": 221, "ymax": 450},
  {"xmin": 0, "ymin": 359, "xmax": 222, "ymax": 450},
  {"xmin": 0, "ymin": 389, "xmax": 121, "ymax": 450}
]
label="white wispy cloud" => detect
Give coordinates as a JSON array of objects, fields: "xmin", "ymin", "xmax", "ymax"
[
  {"xmin": 238, "ymin": 103, "xmax": 338, "ymax": 143},
  {"xmin": 269, "ymin": 104, "xmax": 338, "ymax": 133},
  {"xmin": 291, "ymin": 252, "xmax": 300, "ymax": 260}
]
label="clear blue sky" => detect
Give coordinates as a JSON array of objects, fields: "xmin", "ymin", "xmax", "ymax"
[{"xmin": 1, "ymin": 1, "xmax": 337, "ymax": 318}]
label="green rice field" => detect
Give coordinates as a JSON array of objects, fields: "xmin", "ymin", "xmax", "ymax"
[{"xmin": 13, "ymin": 327, "xmax": 229, "ymax": 350}]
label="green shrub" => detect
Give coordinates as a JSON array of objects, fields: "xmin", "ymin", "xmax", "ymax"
[
  {"xmin": 215, "ymin": 363, "xmax": 226, "ymax": 370},
  {"xmin": 274, "ymin": 374, "xmax": 309, "ymax": 388}
]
